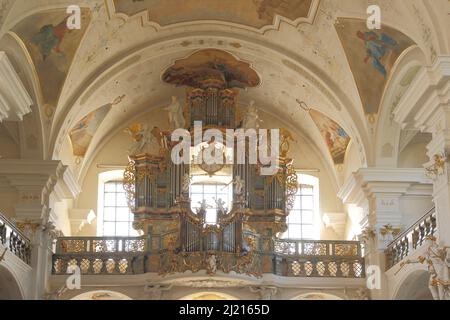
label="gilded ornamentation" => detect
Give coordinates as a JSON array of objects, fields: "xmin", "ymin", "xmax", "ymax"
[
  {"xmin": 285, "ymin": 161, "xmax": 298, "ymax": 211},
  {"xmin": 123, "ymin": 160, "xmax": 136, "ymax": 210},
  {"xmin": 379, "ymin": 224, "xmax": 401, "ymax": 239},
  {"xmin": 358, "ymin": 227, "xmax": 376, "ymax": 245},
  {"xmin": 279, "ymin": 128, "xmax": 295, "ymax": 158},
  {"xmin": 425, "ymin": 153, "xmax": 449, "ymax": 179}
]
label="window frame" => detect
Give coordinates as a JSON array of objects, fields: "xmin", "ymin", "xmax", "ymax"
[
  {"xmin": 282, "ymin": 173, "xmax": 320, "ymax": 240},
  {"xmin": 189, "ymin": 174, "xmax": 233, "ymax": 225},
  {"xmin": 97, "ymin": 170, "xmax": 138, "ymax": 237}
]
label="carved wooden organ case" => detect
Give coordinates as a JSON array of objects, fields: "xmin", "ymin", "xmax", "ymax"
[{"xmin": 123, "ymin": 49, "xmax": 297, "ymax": 277}]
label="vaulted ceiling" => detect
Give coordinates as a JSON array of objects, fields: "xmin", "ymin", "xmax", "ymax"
[{"xmin": 0, "ymin": 0, "xmax": 449, "ymax": 186}]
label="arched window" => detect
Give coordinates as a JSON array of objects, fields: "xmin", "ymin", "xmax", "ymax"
[
  {"xmin": 97, "ymin": 171, "xmax": 138, "ymax": 236},
  {"xmin": 281, "ymin": 174, "xmax": 319, "ymax": 240}
]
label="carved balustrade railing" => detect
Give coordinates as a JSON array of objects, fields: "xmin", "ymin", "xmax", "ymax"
[
  {"xmin": 53, "ymin": 232, "xmax": 176, "ymax": 275},
  {"xmin": 385, "ymin": 208, "xmax": 436, "ymax": 270},
  {"xmin": 272, "ymin": 239, "xmax": 365, "ymax": 278},
  {"xmin": 0, "ymin": 213, "xmax": 32, "ymax": 265},
  {"xmin": 53, "ymin": 234, "xmax": 364, "ymax": 278}
]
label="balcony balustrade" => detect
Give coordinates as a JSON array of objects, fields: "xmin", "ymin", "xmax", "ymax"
[
  {"xmin": 0, "ymin": 213, "xmax": 32, "ymax": 265},
  {"xmin": 385, "ymin": 208, "xmax": 436, "ymax": 270},
  {"xmin": 52, "ymin": 235, "xmax": 365, "ymax": 279}
]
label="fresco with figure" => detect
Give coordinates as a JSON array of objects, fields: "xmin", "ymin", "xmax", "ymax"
[
  {"xmin": 309, "ymin": 109, "xmax": 350, "ymax": 165},
  {"xmin": 162, "ymin": 49, "xmax": 260, "ymax": 89},
  {"xmin": 12, "ymin": 9, "xmax": 91, "ymax": 107},
  {"xmin": 335, "ymin": 18, "xmax": 415, "ymax": 115},
  {"xmin": 112, "ymin": 0, "xmax": 313, "ymax": 30},
  {"xmin": 69, "ymin": 104, "xmax": 111, "ymax": 157}
]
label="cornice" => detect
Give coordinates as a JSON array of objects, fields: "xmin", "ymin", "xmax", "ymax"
[{"xmin": 338, "ymin": 168, "xmax": 432, "ymax": 205}]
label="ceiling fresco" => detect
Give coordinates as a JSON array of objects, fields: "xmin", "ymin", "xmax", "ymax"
[
  {"xmin": 335, "ymin": 18, "xmax": 415, "ymax": 115},
  {"xmin": 309, "ymin": 109, "xmax": 350, "ymax": 165},
  {"xmin": 12, "ymin": 9, "xmax": 91, "ymax": 109},
  {"xmin": 162, "ymin": 49, "xmax": 260, "ymax": 89},
  {"xmin": 69, "ymin": 104, "xmax": 111, "ymax": 157},
  {"xmin": 112, "ymin": 0, "xmax": 314, "ymax": 30}
]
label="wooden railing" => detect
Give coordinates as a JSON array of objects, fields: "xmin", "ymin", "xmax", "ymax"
[
  {"xmin": 52, "ymin": 235, "xmax": 364, "ymax": 278},
  {"xmin": 0, "ymin": 213, "xmax": 32, "ymax": 265},
  {"xmin": 385, "ymin": 208, "xmax": 436, "ymax": 270}
]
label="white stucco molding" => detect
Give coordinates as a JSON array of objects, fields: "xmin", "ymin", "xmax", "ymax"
[
  {"xmin": 338, "ymin": 168, "xmax": 433, "ymax": 206},
  {"xmin": 0, "ymin": 160, "xmax": 81, "ymax": 217},
  {"xmin": 393, "ymin": 56, "xmax": 450, "ymax": 131},
  {"xmin": 0, "ymin": 51, "xmax": 33, "ymax": 122}
]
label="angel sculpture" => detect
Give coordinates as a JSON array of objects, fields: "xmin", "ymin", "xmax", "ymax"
[
  {"xmin": 164, "ymin": 96, "xmax": 185, "ymax": 129},
  {"xmin": 398, "ymin": 236, "xmax": 450, "ymax": 300},
  {"xmin": 242, "ymin": 100, "xmax": 262, "ymax": 130},
  {"xmin": 195, "ymin": 199, "xmax": 212, "ymax": 224},
  {"xmin": 214, "ymin": 197, "xmax": 227, "ymax": 215},
  {"xmin": 124, "ymin": 123, "xmax": 156, "ymax": 155}
]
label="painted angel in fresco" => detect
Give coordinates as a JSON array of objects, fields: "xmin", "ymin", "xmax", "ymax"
[
  {"xmin": 356, "ymin": 31, "xmax": 398, "ymax": 78},
  {"xmin": 32, "ymin": 17, "xmax": 70, "ymax": 60}
]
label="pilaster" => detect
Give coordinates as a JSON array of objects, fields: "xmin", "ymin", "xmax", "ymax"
[{"xmin": 394, "ymin": 56, "xmax": 450, "ymax": 245}]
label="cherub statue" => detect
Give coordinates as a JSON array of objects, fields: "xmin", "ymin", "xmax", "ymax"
[
  {"xmin": 242, "ymin": 100, "xmax": 262, "ymax": 130},
  {"xmin": 196, "ymin": 199, "xmax": 212, "ymax": 214},
  {"xmin": 164, "ymin": 96, "xmax": 185, "ymax": 129},
  {"xmin": 214, "ymin": 197, "xmax": 227, "ymax": 215},
  {"xmin": 399, "ymin": 236, "xmax": 450, "ymax": 300}
]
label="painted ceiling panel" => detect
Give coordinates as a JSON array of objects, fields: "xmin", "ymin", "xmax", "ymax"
[
  {"xmin": 12, "ymin": 9, "xmax": 91, "ymax": 109},
  {"xmin": 69, "ymin": 104, "xmax": 111, "ymax": 157},
  {"xmin": 335, "ymin": 18, "xmax": 415, "ymax": 115},
  {"xmin": 113, "ymin": 0, "xmax": 313, "ymax": 30},
  {"xmin": 309, "ymin": 109, "xmax": 350, "ymax": 165}
]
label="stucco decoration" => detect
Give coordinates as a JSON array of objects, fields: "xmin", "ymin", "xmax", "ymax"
[{"xmin": 335, "ymin": 18, "xmax": 415, "ymax": 115}]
